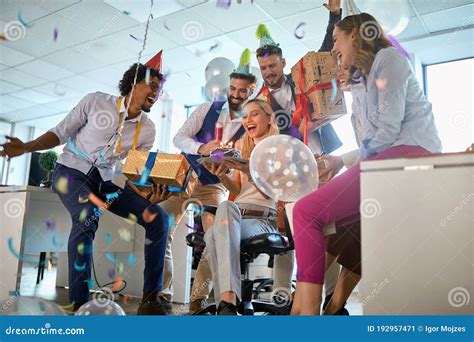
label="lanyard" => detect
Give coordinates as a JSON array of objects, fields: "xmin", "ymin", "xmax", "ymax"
[{"xmin": 116, "ymin": 96, "xmax": 142, "ymax": 154}]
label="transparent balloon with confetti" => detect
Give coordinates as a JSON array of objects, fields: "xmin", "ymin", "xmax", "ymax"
[
  {"xmin": 75, "ymin": 299, "xmax": 126, "ymax": 316},
  {"xmin": 249, "ymin": 135, "xmax": 319, "ymax": 202}
]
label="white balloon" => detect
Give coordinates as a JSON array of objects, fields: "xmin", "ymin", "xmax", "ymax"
[
  {"xmin": 357, "ymin": 0, "xmax": 411, "ymax": 36},
  {"xmin": 204, "ymin": 57, "xmax": 235, "ymax": 81},
  {"xmin": 204, "ymin": 74, "xmax": 229, "ymax": 102},
  {"xmin": 75, "ymin": 299, "xmax": 126, "ymax": 316},
  {"xmin": 249, "ymin": 135, "xmax": 319, "ymax": 202}
]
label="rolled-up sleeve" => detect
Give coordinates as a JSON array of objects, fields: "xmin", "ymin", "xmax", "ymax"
[
  {"xmin": 48, "ymin": 94, "xmax": 92, "ymax": 145},
  {"xmin": 173, "ymin": 103, "xmax": 211, "ymax": 154},
  {"xmin": 366, "ymin": 50, "xmax": 409, "ymax": 155}
]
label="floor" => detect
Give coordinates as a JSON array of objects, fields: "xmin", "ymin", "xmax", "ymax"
[{"xmin": 18, "ymin": 263, "xmax": 363, "ymax": 316}]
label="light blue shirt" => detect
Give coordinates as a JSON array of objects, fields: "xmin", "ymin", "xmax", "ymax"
[
  {"xmin": 49, "ymin": 92, "xmax": 156, "ymax": 181},
  {"xmin": 353, "ymin": 47, "xmax": 442, "ymax": 158}
]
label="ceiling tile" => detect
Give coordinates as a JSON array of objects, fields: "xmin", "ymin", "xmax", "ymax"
[
  {"xmin": 0, "ymin": 68, "xmax": 47, "ymax": 87},
  {"xmin": 2, "ymin": 14, "xmax": 94, "ymax": 58},
  {"xmin": 0, "ymin": 79, "xmax": 22, "ymax": 94},
  {"xmin": 185, "ymin": 35, "xmax": 244, "ymax": 62},
  {"xmin": 82, "ymin": 65, "xmax": 125, "ymax": 88},
  {"xmin": 278, "ymin": 7, "xmax": 329, "ymax": 43},
  {"xmin": 32, "ymin": 82, "xmax": 82, "ymax": 99},
  {"xmin": 191, "ymin": 1, "xmax": 270, "ymax": 33},
  {"xmin": 37, "ymin": 0, "xmax": 81, "ymax": 12},
  {"xmin": 46, "ymin": 96, "xmax": 85, "ymax": 112},
  {"xmin": 149, "ymin": 8, "xmax": 221, "ymax": 46},
  {"xmin": 421, "ymin": 4, "xmax": 474, "ymax": 33},
  {"xmin": 1, "ymin": 103, "xmax": 65, "ymax": 122},
  {"xmin": 73, "ymin": 36, "xmax": 138, "ymax": 66},
  {"xmin": 41, "ymin": 49, "xmax": 107, "ymax": 74},
  {"xmin": 18, "ymin": 113, "xmax": 68, "ymax": 130},
  {"xmin": 56, "ymin": 75, "xmax": 117, "ymax": 96},
  {"xmin": 0, "ymin": 0, "xmax": 51, "ymax": 23},
  {"xmin": 176, "ymin": 0, "xmax": 208, "ymax": 8},
  {"xmin": 0, "ymin": 64, "xmax": 7, "ymax": 71},
  {"xmin": 14, "ymin": 59, "xmax": 74, "ymax": 81},
  {"xmin": 58, "ymin": 1, "xmax": 140, "ymax": 35},
  {"xmin": 0, "ymin": 46, "xmax": 35, "ymax": 66},
  {"xmin": 397, "ymin": 16, "xmax": 429, "ymax": 41},
  {"xmin": 410, "ymin": 0, "xmax": 473, "ymax": 15},
  {"xmin": 0, "ymin": 94, "xmax": 36, "ymax": 114},
  {"xmin": 10, "ymin": 88, "xmax": 58, "ymax": 104},
  {"xmin": 105, "ymin": 0, "xmax": 185, "ymax": 23},
  {"xmin": 255, "ymin": 0, "xmax": 322, "ymax": 19},
  {"xmin": 159, "ymin": 47, "xmax": 208, "ymax": 73}
]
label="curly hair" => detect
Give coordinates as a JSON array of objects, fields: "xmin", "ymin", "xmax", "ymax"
[
  {"xmin": 256, "ymin": 45, "xmax": 283, "ymax": 58},
  {"xmin": 118, "ymin": 63, "xmax": 163, "ymax": 96},
  {"xmin": 335, "ymin": 13, "xmax": 392, "ymax": 84},
  {"xmin": 229, "ymin": 72, "xmax": 257, "ymax": 85}
]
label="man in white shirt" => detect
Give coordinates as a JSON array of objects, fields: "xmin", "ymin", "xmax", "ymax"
[
  {"xmin": 0, "ymin": 52, "xmax": 173, "ymax": 315},
  {"xmin": 158, "ymin": 49, "xmax": 257, "ymax": 313}
]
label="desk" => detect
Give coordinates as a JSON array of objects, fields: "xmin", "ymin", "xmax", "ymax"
[
  {"xmin": 0, "ymin": 186, "xmax": 193, "ymax": 303},
  {"xmin": 359, "ymin": 153, "xmax": 473, "ymax": 315}
]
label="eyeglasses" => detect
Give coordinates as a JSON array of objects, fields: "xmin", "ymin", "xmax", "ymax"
[{"xmin": 148, "ymin": 81, "xmax": 164, "ymax": 97}]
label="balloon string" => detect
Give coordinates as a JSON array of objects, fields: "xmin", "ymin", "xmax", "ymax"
[{"xmin": 113, "ymin": 0, "xmax": 154, "ymax": 157}]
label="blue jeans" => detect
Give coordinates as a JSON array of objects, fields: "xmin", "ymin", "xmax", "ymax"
[{"xmin": 52, "ymin": 163, "xmax": 169, "ymax": 305}]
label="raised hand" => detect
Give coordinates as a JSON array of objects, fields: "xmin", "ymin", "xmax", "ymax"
[{"xmin": 0, "ymin": 136, "xmax": 27, "ymax": 160}]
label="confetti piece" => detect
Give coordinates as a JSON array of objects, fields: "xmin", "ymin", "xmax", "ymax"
[
  {"xmin": 78, "ymin": 194, "xmax": 89, "ymax": 204},
  {"xmin": 122, "ymin": 294, "xmax": 133, "ymax": 305},
  {"xmin": 79, "ymin": 208, "xmax": 87, "ymax": 222},
  {"xmin": 387, "ymin": 34, "xmax": 410, "ymax": 59},
  {"xmin": 107, "ymin": 268, "xmax": 116, "ymax": 279},
  {"xmin": 209, "ymin": 42, "xmax": 220, "ymax": 52},
  {"xmin": 74, "ymin": 260, "xmax": 86, "ymax": 271},
  {"xmin": 129, "ymin": 34, "xmax": 143, "ymax": 42},
  {"xmin": 104, "ymin": 232, "xmax": 112, "ymax": 245},
  {"xmin": 118, "ymin": 227, "xmax": 132, "ymax": 242},
  {"xmin": 106, "ymin": 252, "xmax": 116, "ymax": 263},
  {"xmin": 118, "ymin": 262, "xmax": 124, "ymax": 274},
  {"xmin": 127, "ymin": 253, "xmax": 137, "ymax": 265},
  {"xmin": 138, "ymin": 167, "xmax": 150, "ymax": 185},
  {"xmin": 7, "ymin": 237, "xmax": 37, "ymax": 263},
  {"xmin": 145, "ymin": 67, "xmax": 150, "ymax": 85},
  {"xmin": 122, "ymin": 10, "xmax": 130, "ymax": 15},
  {"xmin": 112, "ymin": 276, "xmax": 124, "ymax": 292},
  {"xmin": 330, "ymin": 78, "xmax": 337, "ymax": 103},
  {"xmin": 98, "ymin": 149, "xmax": 106, "ymax": 163},
  {"xmin": 46, "ymin": 218, "xmax": 55, "ymax": 231},
  {"xmin": 168, "ymin": 214, "xmax": 175, "ymax": 228},
  {"xmin": 294, "ymin": 22, "xmax": 306, "ymax": 39},
  {"xmin": 67, "ymin": 138, "xmax": 90, "ymax": 161},
  {"xmin": 53, "ymin": 27, "xmax": 58, "ymax": 41},
  {"xmin": 17, "ymin": 11, "xmax": 32, "ymax": 27},
  {"xmin": 163, "ymin": 21, "xmax": 171, "ymax": 30},
  {"xmin": 55, "ymin": 176, "xmax": 68, "ymax": 194},
  {"xmin": 216, "ymin": 0, "xmax": 231, "ymax": 9},
  {"xmin": 126, "ymin": 213, "xmax": 137, "ymax": 224},
  {"xmin": 87, "ymin": 278, "xmax": 94, "ymax": 289},
  {"xmin": 375, "ymin": 78, "xmax": 388, "ymax": 91},
  {"xmin": 77, "ymin": 242, "xmax": 84, "ymax": 255},
  {"xmin": 144, "ymin": 238, "xmax": 153, "ymax": 245}
]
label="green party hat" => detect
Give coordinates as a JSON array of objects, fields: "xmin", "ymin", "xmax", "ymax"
[{"xmin": 255, "ymin": 24, "xmax": 279, "ymax": 48}]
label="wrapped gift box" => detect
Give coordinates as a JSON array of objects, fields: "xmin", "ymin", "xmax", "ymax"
[
  {"xmin": 123, "ymin": 150, "xmax": 190, "ymax": 192},
  {"xmin": 291, "ymin": 51, "xmax": 347, "ymax": 125}
]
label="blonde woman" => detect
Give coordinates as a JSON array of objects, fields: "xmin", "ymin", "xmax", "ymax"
[
  {"xmin": 291, "ymin": 13, "xmax": 441, "ymax": 315},
  {"xmin": 203, "ymin": 99, "xmax": 280, "ymax": 315}
]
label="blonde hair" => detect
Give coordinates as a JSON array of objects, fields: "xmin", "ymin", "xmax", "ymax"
[
  {"xmin": 239, "ymin": 99, "xmax": 279, "ymax": 159},
  {"xmin": 335, "ymin": 13, "xmax": 392, "ymax": 83}
]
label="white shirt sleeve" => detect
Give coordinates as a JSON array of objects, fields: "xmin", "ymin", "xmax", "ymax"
[
  {"xmin": 48, "ymin": 93, "xmax": 93, "ymax": 145},
  {"xmin": 173, "ymin": 103, "xmax": 211, "ymax": 154},
  {"xmin": 137, "ymin": 120, "xmax": 156, "ymax": 151}
]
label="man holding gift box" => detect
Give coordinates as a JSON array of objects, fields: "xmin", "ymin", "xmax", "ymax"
[
  {"xmin": 157, "ymin": 49, "xmax": 256, "ymax": 312},
  {"xmin": 0, "ymin": 51, "xmax": 173, "ymax": 315},
  {"xmin": 254, "ymin": 0, "xmax": 347, "ymax": 311}
]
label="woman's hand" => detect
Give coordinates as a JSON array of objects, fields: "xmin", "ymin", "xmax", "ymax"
[
  {"xmin": 224, "ymin": 160, "xmax": 250, "ymax": 177},
  {"xmin": 148, "ymin": 184, "xmax": 172, "ymax": 204},
  {"xmin": 317, "ymin": 154, "xmax": 344, "ymax": 185},
  {"xmin": 323, "ymin": 0, "xmax": 341, "ymax": 14},
  {"xmin": 203, "ymin": 161, "xmax": 230, "ymax": 179}
]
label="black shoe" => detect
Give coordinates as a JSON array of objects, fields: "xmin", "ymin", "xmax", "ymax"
[
  {"xmin": 322, "ymin": 292, "xmax": 333, "ymax": 310},
  {"xmin": 217, "ymin": 301, "xmax": 239, "ymax": 315},
  {"xmin": 137, "ymin": 297, "xmax": 172, "ymax": 315},
  {"xmin": 333, "ymin": 307, "xmax": 350, "ymax": 315}
]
